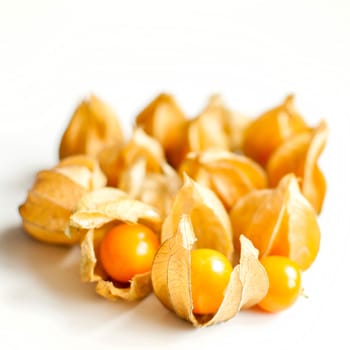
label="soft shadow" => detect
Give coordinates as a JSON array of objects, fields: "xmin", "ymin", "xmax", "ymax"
[
  {"xmin": 0, "ymin": 225, "xmax": 92, "ymax": 301},
  {"xmin": 0, "ymin": 225, "xmax": 136, "ymax": 329},
  {"xmin": 236, "ymin": 307, "xmax": 279, "ymax": 326},
  {"xmin": 134, "ymin": 293, "xmax": 193, "ymax": 331},
  {"xmin": 0, "ymin": 226, "xmax": 216, "ymax": 333},
  {"xmin": 89, "ymin": 293, "xmax": 197, "ymax": 348}
]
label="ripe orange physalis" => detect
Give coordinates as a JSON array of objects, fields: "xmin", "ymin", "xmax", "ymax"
[
  {"xmin": 99, "ymin": 223, "xmax": 160, "ymax": 283},
  {"xmin": 257, "ymin": 256, "xmax": 302, "ymax": 313},
  {"xmin": 190, "ymin": 248, "xmax": 233, "ymax": 315}
]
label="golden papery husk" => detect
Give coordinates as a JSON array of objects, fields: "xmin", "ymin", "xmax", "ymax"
[
  {"xmin": 119, "ymin": 157, "xmax": 182, "ymax": 219},
  {"xmin": 68, "ymin": 187, "xmax": 162, "ymax": 301},
  {"xmin": 55, "ymin": 154, "xmax": 107, "ymax": 189},
  {"xmin": 186, "ymin": 96, "xmax": 231, "ymax": 155},
  {"xmin": 174, "ymin": 95, "xmax": 247, "ymax": 167},
  {"xmin": 230, "ymin": 174, "xmax": 321, "ymax": 271},
  {"xmin": 161, "ymin": 175, "xmax": 233, "ymax": 262},
  {"xmin": 96, "ymin": 143, "xmax": 123, "ymax": 187},
  {"xmin": 204, "ymin": 95, "xmax": 252, "ymax": 152},
  {"xmin": 135, "ymin": 94, "xmax": 251, "ymax": 168},
  {"xmin": 118, "ymin": 128, "xmax": 171, "ymax": 177},
  {"xmin": 59, "ymin": 94, "xmax": 124, "ymax": 159},
  {"xmin": 242, "ymin": 94, "xmax": 309, "ymax": 167},
  {"xmin": 267, "ymin": 120, "xmax": 328, "ymax": 214},
  {"xmin": 151, "ymin": 215, "xmax": 269, "ymax": 327},
  {"xmin": 117, "ymin": 128, "xmax": 182, "ymax": 218},
  {"xmin": 18, "ymin": 155, "xmax": 107, "ymax": 245},
  {"xmin": 135, "ymin": 93, "xmax": 188, "ymax": 169},
  {"xmin": 178, "ymin": 150, "xmax": 267, "ymax": 211}
]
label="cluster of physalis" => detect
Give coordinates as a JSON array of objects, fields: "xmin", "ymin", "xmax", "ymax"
[{"xmin": 19, "ymin": 93, "xmax": 328, "ymax": 327}]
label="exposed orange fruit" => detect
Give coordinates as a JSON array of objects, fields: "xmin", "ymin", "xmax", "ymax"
[
  {"xmin": 257, "ymin": 256, "xmax": 302, "ymax": 313},
  {"xmin": 190, "ymin": 248, "xmax": 233, "ymax": 315},
  {"xmin": 179, "ymin": 150, "xmax": 267, "ymax": 211},
  {"xmin": 230, "ymin": 174, "xmax": 321, "ymax": 270},
  {"xmin": 99, "ymin": 223, "xmax": 160, "ymax": 283},
  {"xmin": 242, "ymin": 95, "xmax": 309, "ymax": 167},
  {"xmin": 135, "ymin": 93, "xmax": 188, "ymax": 168},
  {"xmin": 267, "ymin": 120, "xmax": 328, "ymax": 214}
]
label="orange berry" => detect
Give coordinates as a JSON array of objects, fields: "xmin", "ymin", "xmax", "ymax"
[
  {"xmin": 190, "ymin": 248, "xmax": 233, "ymax": 315},
  {"xmin": 258, "ymin": 256, "xmax": 302, "ymax": 313},
  {"xmin": 99, "ymin": 223, "xmax": 159, "ymax": 283}
]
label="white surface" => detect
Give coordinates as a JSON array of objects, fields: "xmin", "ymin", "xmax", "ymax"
[{"xmin": 1, "ymin": 1, "xmax": 350, "ymax": 349}]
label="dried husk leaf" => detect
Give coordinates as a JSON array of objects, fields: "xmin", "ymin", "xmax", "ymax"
[
  {"xmin": 161, "ymin": 175, "xmax": 233, "ymax": 262},
  {"xmin": 69, "ymin": 187, "xmax": 162, "ymax": 301},
  {"xmin": 70, "ymin": 187, "xmax": 161, "ymax": 232},
  {"xmin": 18, "ymin": 155, "xmax": 107, "ymax": 245},
  {"xmin": 120, "ymin": 159, "xmax": 181, "ymax": 219},
  {"xmin": 151, "ymin": 215, "xmax": 268, "ymax": 327},
  {"xmin": 73, "ymin": 186, "xmax": 129, "ymax": 212},
  {"xmin": 20, "ymin": 192, "xmax": 80, "ymax": 244},
  {"xmin": 242, "ymin": 95, "xmax": 309, "ymax": 167},
  {"xmin": 230, "ymin": 173, "xmax": 321, "ymax": 270},
  {"xmin": 135, "ymin": 93, "xmax": 188, "ymax": 168},
  {"xmin": 117, "ymin": 128, "xmax": 165, "ymax": 174},
  {"xmin": 97, "ymin": 143, "xmax": 123, "ymax": 187},
  {"xmin": 179, "ymin": 150, "xmax": 267, "ymax": 211},
  {"xmin": 267, "ymin": 120, "xmax": 328, "ymax": 214},
  {"xmin": 117, "ymin": 129, "xmax": 182, "ymax": 218},
  {"xmin": 59, "ymin": 94, "xmax": 124, "ymax": 159},
  {"xmin": 187, "ymin": 98, "xmax": 231, "ymax": 155},
  {"xmin": 55, "ymin": 154, "xmax": 107, "ymax": 190},
  {"xmin": 118, "ymin": 157, "xmax": 147, "ymax": 199},
  {"xmin": 204, "ymin": 95, "xmax": 251, "ymax": 152}
]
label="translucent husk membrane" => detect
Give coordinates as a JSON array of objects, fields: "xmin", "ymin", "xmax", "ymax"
[
  {"xmin": 152, "ymin": 177, "xmax": 268, "ymax": 327},
  {"xmin": 152, "ymin": 215, "xmax": 268, "ymax": 327},
  {"xmin": 68, "ymin": 187, "xmax": 162, "ymax": 301},
  {"xmin": 18, "ymin": 155, "xmax": 107, "ymax": 244}
]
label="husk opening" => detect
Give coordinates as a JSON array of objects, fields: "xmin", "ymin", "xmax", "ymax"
[
  {"xmin": 152, "ymin": 215, "xmax": 268, "ymax": 327},
  {"xmin": 69, "ymin": 187, "xmax": 162, "ymax": 301}
]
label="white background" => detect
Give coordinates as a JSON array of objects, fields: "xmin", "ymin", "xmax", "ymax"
[{"xmin": 1, "ymin": 0, "xmax": 349, "ymax": 349}]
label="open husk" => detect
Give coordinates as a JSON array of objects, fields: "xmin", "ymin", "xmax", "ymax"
[
  {"xmin": 161, "ymin": 175, "xmax": 233, "ymax": 262},
  {"xmin": 151, "ymin": 215, "xmax": 268, "ymax": 327},
  {"xmin": 117, "ymin": 128, "xmax": 182, "ymax": 218},
  {"xmin": 267, "ymin": 120, "xmax": 328, "ymax": 214},
  {"xmin": 230, "ymin": 173, "xmax": 321, "ymax": 270},
  {"xmin": 68, "ymin": 187, "xmax": 162, "ymax": 301},
  {"xmin": 179, "ymin": 150, "xmax": 267, "ymax": 211},
  {"xmin": 18, "ymin": 155, "xmax": 107, "ymax": 245},
  {"xmin": 59, "ymin": 94, "xmax": 124, "ymax": 159}
]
